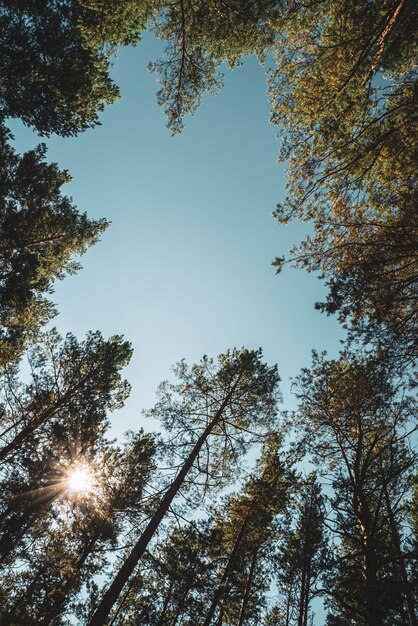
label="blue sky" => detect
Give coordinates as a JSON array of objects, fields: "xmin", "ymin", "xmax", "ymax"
[{"xmin": 9, "ymin": 32, "xmax": 343, "ymax": 440}]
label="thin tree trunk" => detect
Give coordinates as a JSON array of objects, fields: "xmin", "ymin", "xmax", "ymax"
[
  {"xmin": 284, "ymin": 577, "xmax": 294, "ymax": 626},
  {"xmin": 352, "ymin": 423, "xmax": 383, "ymax": 626},
  {"xmin": 88, "ymin": 392, "xmax": 235, "ymax": 626},
  {"xmin": 363, "ymin": 540, "xmax": 383, "ymax": 626},
  {"xmin": 236, "ymin": 550, "xmax": 258, "ymax": 626},
  {"xmin": 202, "ymin": 515, "xmax": 251, "ymax": 626},
  {"xmin": 383, "ymin": 482, "xmax": 417, "ymax": 626},
  {"xmin": 302, "ymin": 558, "xmax": 311, "ymax": 626},
  {"xmin": 369, "ymin": 0, "xmax": 406, "ymax": 77},
  {"xmin": 297, "ymin": 559, "xmax": 307, "ymax": 626}
]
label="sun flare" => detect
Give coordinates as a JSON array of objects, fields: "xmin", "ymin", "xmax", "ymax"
[{"xmin": 67, "ymin": 466, "xmax": 94, "ymax": 494}]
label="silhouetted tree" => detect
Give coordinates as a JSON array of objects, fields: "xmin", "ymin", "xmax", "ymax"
[{"xmin": 202, "ymin": 435, "xmax": 290, "ymax": 626}]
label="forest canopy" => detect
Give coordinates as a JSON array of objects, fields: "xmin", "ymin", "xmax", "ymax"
[{"xmin": 0, "ymin": 1, "xmax": 416, "ymax": 625}]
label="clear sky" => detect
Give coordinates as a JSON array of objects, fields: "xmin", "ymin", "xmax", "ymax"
[{"xmin": 9, "ymin": 32, "xmax": 343, "ymax": 440}]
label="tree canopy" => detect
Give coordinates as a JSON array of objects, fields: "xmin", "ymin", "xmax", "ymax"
[
  {"xmin": 0, "ymin": 1, "xmax": 417, "ymax": 624},
  {"xmin": 0, "ymin": 124, "xmax": 107, "ymax": 368}
]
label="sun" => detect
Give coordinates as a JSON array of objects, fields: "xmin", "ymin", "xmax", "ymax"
[{"xmin": 67, "ymin": 465, "xmax": 94, "ymax": 494}]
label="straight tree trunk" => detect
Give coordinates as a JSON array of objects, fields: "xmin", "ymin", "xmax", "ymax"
[
  {"xmin": 363, "ymin": 539, "xmax": 383, "ymax": 626},
  {"xmin": 298, "ymin": 514, "xmax": 313, "ymax": 626},
  {"xmin": 352, "ymin": 422, "xmax": 383, "ymax": 626},
  {"xmin": 284, "ymin": 577, "xmax": 294, "ymax": 626},
  {"xmin": 88, "ymin": 392, "xmax": 235, "ymax": 626},
  {"xmin": 236, "ymin": 549, "xmax": 258, "ymax": 626},
  {"xmin": 382, "ymin": 481, "xmax": 417, "ymax": 626},
  {"xmin": 202, "ymin": 515, "xmax": 251, "ymax": 626},
  {"xmin": 302, "ymin": 558, "xmax": 311, "ymax": 626}
]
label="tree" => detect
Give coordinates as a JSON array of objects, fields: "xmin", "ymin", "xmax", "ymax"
[
  {"xmin": 292, "ymin": 351, "xmax": 417, "ymax": 626},
  {"xmin": 201, "ymin": 434, "xmax": 290, "ymax": 626},
  {"xmin": 0, "ymin": 328, "xmax": 132, "ymax": 579},
  {"xmin": 108, "ymin": 521, "xmax": 213, "ymax": 626},
  {"xmin": 0, "ymin": 431, "xmax": 156, "ymax": 626},
  {"xmin": 274, "ymin": 474, "xmax": 327, "ymax": 626},
  {"xmin": 0, "ymin": 0, "xmax": 155, "ymax": 136},
  {"xmin": 269, "ymin": 0, "xmax": 417, "ymax": 362},
  {"xmin": 88, "ymin": 347, "xmax": 280, "ymax": 626},
  {"xmin": 0, "ymin": 329, "xmax": 131, "ymax": 466},
  {"xmin": 145, "ymin": 1, "xmax": 417, "ymax": 362},
  {"xmin": 0, "ymin": 125, "xmax": 108, "ymax": 368},
  {"xmin": 111, "ymin": 435, "xmax": 289, "ymax": 626},
  {"xmin": 0, "ymin": 327, "xmax": 156, "ymax": 626},
  {"xmin": 149, "ymin": 0, "xmax": 281, "ymax": 134}
]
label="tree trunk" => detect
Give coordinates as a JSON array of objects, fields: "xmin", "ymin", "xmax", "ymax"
[
  {"xmin": 202, "ymin": 515, "xmax": 251, "ymax": 626},
  {"xmin": 88, "ymin": 393, "xmax": 234, "ymax": 626},
  {"xmin": 284, "ymin": 577, "xmax": 294, "ymax": 626},
  {"xmin": 352, "ymin": 423, "xmax": 383, "ymax": 626},
  {"xmin": 236, "ymin": 549, "xmax": 258, "ymax": 626},
  {"xmin": 363, "ymin": 541, "xmax": 383, "ymax": 626},
  {"xmin": 302, "ymin": 558, "xmax": 311, "ymax": 626},
  {"xmin": 297, "ymin": 557, "xmax": 306, "ymax": 626},
  {"xmin": 383, "ymin": 482, "xmax": 417, "ymax": 626}
]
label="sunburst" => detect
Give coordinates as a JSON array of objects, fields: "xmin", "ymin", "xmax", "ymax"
[
  {"xmin": 67, "ymin": 464, "xmax": 94, "ymax": 494},
  {"xmin": 7, "ymin": 458, "xmax": 98, "ymax": 510}
]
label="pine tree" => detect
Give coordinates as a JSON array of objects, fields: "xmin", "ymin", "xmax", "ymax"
[
  {"xmin": 0, "ymin": 329, "xmax": 131, "ymax": 465},
  {"xmin": 88, "ymin": 348, "xmax": 280, "ymax": 626},
  {"xmin": 0, "ymin": 329, "xmax": 155, "ymax": 625},
  {"xmin": 201, "ymin": 435, "xmax": 290, "ymax": 626},
  {"xmin": 0, "ymin": 125, "xmax": 108, "ymax": 368},
  {"xmin": 0, "ymin": 1, "xmax": 154, "ymax": 136},
  {"xmin": 274, "ymin": 474, "xmax": 327, "ymax": 626},
  {"xmin": 293, "ymin": 351, "xmax": 417, "ymax": 626}
]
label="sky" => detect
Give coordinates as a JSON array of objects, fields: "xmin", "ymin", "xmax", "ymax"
[{"xmin": 9, "ymin": 32, "xmax": 343, "ymax": 441}]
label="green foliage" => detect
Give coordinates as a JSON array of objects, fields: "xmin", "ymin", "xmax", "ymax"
[
  {"xmin": 0, "ymin": 125, "xmax": 108, "ymax": 368},
  {"xmin": 0, "ymin": 2, "xmax": 112, "ymax": 135},
  {"xmin": 0, "ymin": 329, "xmax": 132, "ymax": 464},
  {"xmin": 273, "ymin": 474, "xmax": 327, "ymax": 626},
  {"xmin": 145, "ymin": 0, "xmax": 418, "ymax": 362},
  {"xmin": 1, "ymin": 2, "xmax": 417, "ymax": 624},
  {"xmin": 87, "ymin": 348, "xmax": 281, "ymax": 626},
  {"xmin": 149, "ymin": 0, "xmax": 281, "ymax": 133},
  {"xmin": 201, "ymin": 434, "xmax": 290, "ymax": 626},
  {"xmin": 293, "ymin": 352, "xmax": 417, "ymax": 625},
  {"xmin": 269, "ymin": 0, "xmax": 418, "ymax": 361},
  {"xmin": 0, "ymin": 0, "xmax": 157, "ymax": 136},
  {"xmin": 147, "ymin": 347, "xmax": 281, "ymax": 492},
  {"xmin": 0, "ymin": 330, "xmax": 155, "ymax": 625},
  {"xmin": 112, "ymin": 435, "xmax": 290, "ymax": 626},
  {"xmin": 0, "ymin": 430, "xmax": 156, "ymax": 625}
]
